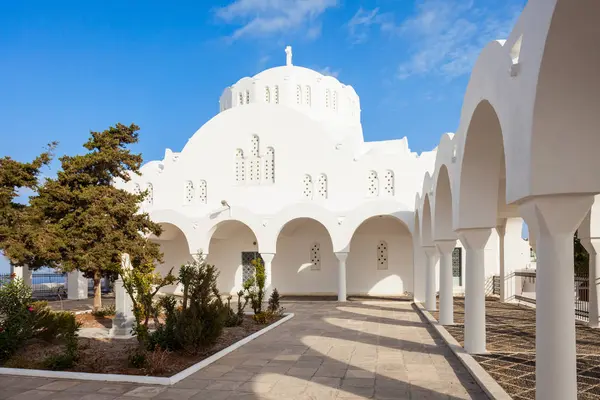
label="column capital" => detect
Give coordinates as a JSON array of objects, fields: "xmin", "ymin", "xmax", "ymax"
[
  {"xmin": 435, "ymin": 240, "xmax": 456, "ymax": 254},
  {"xmin": 456, "ymin": 228, "xmax": 492, "ymax": 250},
  {"xmin": 261, "ymin": 253, "xmax": 275, "ymax": 263},
  {"xmin": 519, "ymin": 194, "xmax": 594, "ymax": 237},
  {"xmin": 422, "ymin": 246, "xmax": 437, "ymax": 257},
  {"xmin": 581, "ymin": 238, "xmax": 600, "ymax": 255},
  {"xmin": 334, "ymin": 252, "xmax": 349, "ymax": 262}
]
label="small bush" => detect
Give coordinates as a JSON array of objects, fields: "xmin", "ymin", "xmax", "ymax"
[
  {"xmin": 147, "ymin": 346, "xmax": 170, "ymax": 375},
  {"xmin": 268, "ymin": 288, "xmax": 284, "ymax": 316},
  {"xmin": 0, "ymin": 279, "xmax": 36, "ymax": 361},
  {"xmin": 128, "ymin": 348, "xmax": 147, "ymax": 368},
  {"xmin": 225, "ymin": 291, "xmax": 248, "ymax": 327},
  {"xmin": 91, "ymin": 304, "xmax": 115, "ymax": 318}
]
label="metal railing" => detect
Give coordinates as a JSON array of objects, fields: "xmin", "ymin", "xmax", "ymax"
[
  {"xmin": 0, "ymin": 272, "xmax": 67, "ymax": 299},
  {"xmin": 514, "ymin": 270, "xmax": 590, "ymax": 321}
]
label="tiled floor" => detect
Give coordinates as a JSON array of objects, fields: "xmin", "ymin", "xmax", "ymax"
[
  {"xmin": 0, "ymin": 301, "xmax": 487, "ymax": 399},
  {"xmin": 431, "ymin": 297, "xmax": 600, "ymax": 400}
]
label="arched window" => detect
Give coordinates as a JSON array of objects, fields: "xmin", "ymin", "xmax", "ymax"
[
  {"xmin": 145, "ymin": 183, "xmax": 153, "ymax": 205},
  {"xmin": 296, "ymin": 85, "xmax": 302, "ymax": 105},
  {"xmin": 238, "ymin": 92, "xmax": 243, "ymax": 106},
  {"xmin": 245, "ymin": 90, "xmax": 250, "ymax": 104},
  {"xmin": 377, "ymin": 241, "xmax": 388, "ymax": 270},
  {"xmin": 184, "ymin": 181, "xmax": 194, "ymax": 204},
  {"xmin": 274, "ymin": 85, "xmax": 280, "ymax": 104},
  {"xmin": 235, "ymin": 149, "xmax": 245, "ymax": 184},
  {"xmin": 199, "ymin": 180, "xmax": 207, "ymax": 204},
  {"xmin": 317, "ymin": 174, "xmax": 328, "ymax": 199},
  {"xmin": 305, "ymin": 86, "xmax": 311, "ymax": 106},
  {"xmin": 264, "ymin": 147, "xmax": 275, "ymax": 183},
  {"xmin": 332, "ymin": 91, "xmax": 338, "ymax": 110},
  {"xmin": 133, "ymin": 183, "xmax": 141, "ymax": 196},
  {"xmin": 367, "ymin": 171, "xmax": 379, "ymax": 197},
  {"xmin": 383, "ymin": 170, "xmax": 395, "ymax": 196},
  {"xmin": 265, "ymin": 87, "xmax": 271, "ymax": 103},
  {"xmin": 249, "ymin": 135, "xmax": 260, "ymax": 183},
  {"xmin": 302, "ymin": 175, "xmax": 313, "ymax": 200},
  {"xmin": 325, "ymin": 89, "xmax": 330, "ymax": 108},
  {"xmin": 310, "ymin": 243, "xmax": 321, "ymax": 271}
]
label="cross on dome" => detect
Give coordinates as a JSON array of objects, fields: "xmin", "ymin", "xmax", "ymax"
[{"xmin": 285, "ymin": 46, "xmax": 292, "ymax": 66}]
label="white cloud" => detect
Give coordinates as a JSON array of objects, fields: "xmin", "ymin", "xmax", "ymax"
[
  {"xmin": 347, "ymin": 0, "xmax": 524, "ymax": 79},
  {"xmin": 215, "ymin": 0, "xmax": 338, "ymax": 41},
  {"xmin": 316, "ymin": 66, "xmax": 340, "ymax": 78},
  {"xmin": 396, "ymin": 0, "xmax": 523, "ymax": 79}
]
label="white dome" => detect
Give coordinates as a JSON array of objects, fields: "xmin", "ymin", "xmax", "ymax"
[{"xmin": 218, "ymin": 47, "xmax": 361, "ymax": 126}]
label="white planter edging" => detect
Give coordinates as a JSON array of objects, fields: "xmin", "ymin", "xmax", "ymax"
[
  {"xmin": 0, "ymin": 312, "xmax": 295, "ymax": 386},
  {"xmin": 414, "ymin": 303, "xmax": 512, "ymax": 400}
]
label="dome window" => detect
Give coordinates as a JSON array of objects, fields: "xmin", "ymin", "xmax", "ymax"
[
  {"xmin": 305, "ymin": 86, "xmax": 311, "ymax": 106},
  {"xmin": 184, "ymin": 181, "xmax": 195, "ymax": 204},
  {"xmin": 264, "ymin": 147, "xmax": 275, "ymax": 183},
  {"xmin": 367, "ymin": 171, "xmax": 379, "ymax": 197},
  {"xmin": 383, "ymin": 170, "xmax": 395, "ymax": 196},
  {"xmin": 302, "ymin": 174, "xmax": 313, "ymax": 200},
  {"xmin": 199, "ymin": 180, "xmax": 207, "ymax": 204},
  {"xmin": 274, "ymin": 85, "xmax": 280, "ymax": 104},
  {"xmin": 238, "ymin": 92, "xmax": 243, "ymax": 106},
  {"xmin": 145, "ymin": 183, "xmax": 153, "ymax": 205},
  {"xmin": 296, "ymin": 85, "xmax": 302, "ymax": 105},
  {"xmin": 332, "ymin": 91, "xmax": 338, "ymax": 111},
  {"xmin": 317, "ymin": 174, "xmax": 328, "ymax": 199},
  {"xmin": 265, "ymin": 87, "xmax": 271, "ymax": 103},
  {"xmin": 235, "ymin": 149, "xmax": 245, "ymax": 184},
  {"xmin": 245, "ymin": 90, "xmax": 250, "ymax": 104},
  {"xmin": 325, "ymin": 89, "xmax": 330, "ymax": 108}
]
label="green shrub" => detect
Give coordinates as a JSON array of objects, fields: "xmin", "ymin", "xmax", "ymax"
[
  {"xmin": 225, "ymin": 291, "xmax": 248, "ymax": 327},
  {"xmin": 0, "ymin": 279, "xmax": 35, "ymax": 361},
  {"xmin": 267, "ymin": 288, "xmax": 284, "ymax": 316},
  {"xmin": 244, "ymin": 257, "xmax": 266, "ymax": 315},
  {"xmin": 91, "ymin": 304, "xmax": 116, "ymax": 318},
  {"xmin": 128, "ymin": 348, "xmax": 147, "ymax": 368}
]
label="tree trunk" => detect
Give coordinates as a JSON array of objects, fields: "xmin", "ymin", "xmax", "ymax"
[{"xmin": 93, "ymin": 272, "xmax": 102, "ymax": 312}]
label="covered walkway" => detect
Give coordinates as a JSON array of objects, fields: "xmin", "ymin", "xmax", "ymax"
[{"xmin": 0, "ymin": 301, "xmax": 486, "ymax": 399}]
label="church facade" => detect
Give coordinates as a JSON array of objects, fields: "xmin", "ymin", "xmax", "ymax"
[{"xmin": 117, "ymin": 48, "xmax": 517, "ymax": 299}]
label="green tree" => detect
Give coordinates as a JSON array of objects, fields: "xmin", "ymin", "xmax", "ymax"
[
  {"xmin": 574, "ymin": 230, "xmax": 589, "ymax": 275},
  {"xmin": 29, "ymin": 123, "xmax": 163, "ymax": 311},
  {"xmin": 0, "ymin": 144, "xmax": 56, "ymax": 269}
]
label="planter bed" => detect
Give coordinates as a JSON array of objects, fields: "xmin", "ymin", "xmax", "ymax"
[{"xmin": 0, "ymin": 313, "xmax": 294, "ymax": 385}]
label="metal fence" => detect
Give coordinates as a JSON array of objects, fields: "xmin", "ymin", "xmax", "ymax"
[
  {"xmin": 513, "ymin": 270, "xmax": 590, "ymax": 321},
  {"xmin": 0, "ymin": 272, "xmax": 67, "ymax": 299},
  {"xmin": 492, "ymin": 276, "xmax": 501, "ymax": 295}
]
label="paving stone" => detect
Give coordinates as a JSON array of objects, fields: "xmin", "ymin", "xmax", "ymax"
[
  {"xmin": 37, "ymin": 381, "xmax": 82, "ymax": 391},
  {"xmin": 121, "ymin": 386, "xmax": 165, "ymax": 398}
]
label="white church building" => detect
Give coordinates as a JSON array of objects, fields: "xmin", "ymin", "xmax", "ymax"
[{"xmin": 118, "ymin": 47, "xmax": 530, "ymax": 299}]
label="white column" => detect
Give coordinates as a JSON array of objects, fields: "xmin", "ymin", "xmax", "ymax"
[
  {"xmin": 520, "ymin": 194, "xmax": 593, "ymax": 400},
  {"xmin": 581, "ymin": 239, "xmax": 600, "ymax": 328},
  {"xmin": 436, "ymin": 240, "xmax": 456, "ymax": 325},
  {"xmin": 11, "ymin": 265, "xmax": 32, "ymax": 287},
  {"xmin": 413, "ymin": 244, "xmax": 427, "ymax": 303},
  {"xmin": 335, "ymin": 252, "xmax": 348, "ymax": 302},
  {"xmin": 498, "ymin": 218, "xmax": 525, "ymax": 302},
  {"xmin": 261, "ymin": 253, "xmax": 275, "ymax": 298},
  {"xmin": 110, "ymin": 253, "xmax": 134, "ymax": 337},
  {"xmin": 423, "ymin": 247, "xmax": 437, "ymax": 311},
  {"xmin": 67, "ymin": 270, "xmax": 88, "ymax": 300},
  {"xmin": 458, "ymin": 228, "xmax": 491, "ymax": 354}
]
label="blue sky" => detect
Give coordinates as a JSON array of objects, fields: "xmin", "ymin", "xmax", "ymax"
[{"xmin": 0, "ymin": 0, "xmax": 526, "ymax": 271}]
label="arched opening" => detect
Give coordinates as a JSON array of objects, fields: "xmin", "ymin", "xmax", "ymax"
[
  {"xmin": 347, "ymin": 215, "xmax": 413, "ymax": 296},
  {"xmin": 274, "ymin": 218, "xmax": 335, "ymax": 296},
  {"xmin": 206, "ymin": 220, "xmax": 259, "ymax": 295},
  {"xmin": 148, "ymin": 223, "xmax": 192, "ymax": 294}
]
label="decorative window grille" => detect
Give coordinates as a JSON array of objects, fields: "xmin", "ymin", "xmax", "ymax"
[
  {"xmin": 235, "ymin": 149, "xmax": 245, "ymax": 183},
  {"xmin": 199, "ymin": 180, "xmax": 207, "ymax": 204},
  {"xmin": 302, "ymin": 175, "xmax": 313, "ymax": 199},
  {"xmin": 238, "ymin": 92, "xmax": 243, "ymax": 105},
  {"xmin": 245, "ymin": 90, "xmax": 250, "ymax": 104},
  {"xmin": 145, "ymin": 183, "xmax": 153, "ymax": 205},
  {"xmin": 383, "ymin": 170, "xmax": 395, "ymax": 196},
  {"xmin": 274, "ymin": 85, "xmax": 280, "ymax": 104},
  {"xmin": 367, "ymin": 171, "xmax": 379, "ymax": 197},
  {"xmin": 296, "ymin": 85, "xmax": 302, "ymax": 105},
  {"xmin": 242, "ymin": 252, "xmax": 262, "ymax": 284},
  {"xmin": 377, "ymin": 241, "xmax": 388, "ymax": 270},
  {"xmin": 251, "ymin": 135, "xmax": 260, "ymax": 157},
  {"xmin": 332, "ymin": 91, "xmax": 338, "ymax": 110},
  {"xmin": 453, "ymin": 248, "xmax": 463, "ymax": 286},
  {"xmin": 265, "ymin": 87, "xmax": 271, "ymax": 103},
  {"xmin": 305, "ymin": 86, "xmax": 311, "ymax": 106},
  {"xmin": 264, "ymin": 147, "xmax": 275, "ymax": 183},
  {"xmin": 310, "ymin": 243, "xmax": 321, "ymax": 270},
  {"xmin": 184, "ymin": 181, "xmax": 194, "ymax": 204},
  {"xmin": 316, "ymin": 174, "xmax": 328, "ymax": 199},
  {"xmin": 325, "ymin": 89, "xmax": 330, "ymax": 108}
]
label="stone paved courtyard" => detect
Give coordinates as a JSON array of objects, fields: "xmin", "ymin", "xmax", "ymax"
[
  {"xmin": 431, "ymin": 297, "xmax": 600, "ymax": 400},
  {"xmin": 0, "ymin": 300, "xmax": 486, "ymax": 399}
]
